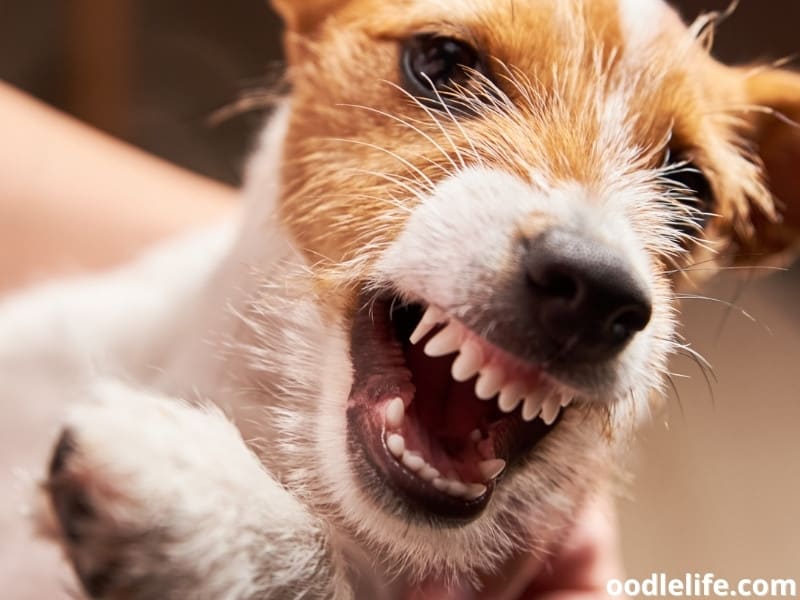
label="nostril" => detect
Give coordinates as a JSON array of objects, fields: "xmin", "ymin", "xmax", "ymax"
[
  {"xmin": 528, "ymin": 267, "xmax": 581, "ymax": 304},
  {"xmin": 606, "ymin": 303, "xmax": 652, "ymax": 344},
  {"xmin": 522, "ymin": 228, "xmax": 654, "ymax": 362}
]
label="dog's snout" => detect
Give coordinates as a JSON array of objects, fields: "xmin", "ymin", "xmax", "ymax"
[{"xmin": 522, "ymin": 228, "xmax": 652, "ymax": 363}]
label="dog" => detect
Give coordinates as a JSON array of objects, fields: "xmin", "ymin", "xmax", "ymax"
[{"xmin": 1, "ymin": 0, "xmax": 799, "ymax": 597}]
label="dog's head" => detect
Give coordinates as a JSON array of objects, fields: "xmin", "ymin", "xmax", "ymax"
[{"xmin": 254, "ymin": 0, "xmax": 800, "ymax": 582}]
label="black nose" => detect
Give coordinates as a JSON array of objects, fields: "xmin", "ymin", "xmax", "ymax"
[{"xmin": 523, "ymin": 229, "xmax": 652, "ymax": 363}]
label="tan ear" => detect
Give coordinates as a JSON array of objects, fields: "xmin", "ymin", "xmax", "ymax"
[
  {"xmin": 737, "ymin": 68, "xmax": 800, "ymax": 265},
  {"xmin": 270, "ymin": 0, "xmax": 347, "ymax": 33}
]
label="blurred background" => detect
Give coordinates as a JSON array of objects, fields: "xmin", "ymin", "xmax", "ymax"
[{"xmin": 1, "ymin": 0, "xmax": 798, "ymax": 587}]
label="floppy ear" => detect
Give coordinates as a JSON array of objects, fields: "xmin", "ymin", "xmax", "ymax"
[
  {"xmin": 736, "ymin": 68, "xmax": 800, "ymax": 266},
  {"xmin": 270, "ymin": 0, "xmax": 347, "ymax": 33}
]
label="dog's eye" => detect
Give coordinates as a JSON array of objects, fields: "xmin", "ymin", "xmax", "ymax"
[
  {"xmin": 401, "ymin": 34, "xmax": 486, "ymax": 110},
  {"xmin": 663, "ymin": 157, "xmax": 715, "ymax": 237}
]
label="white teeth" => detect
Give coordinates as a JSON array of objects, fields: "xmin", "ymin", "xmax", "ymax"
[
  {"xmin": 413, "ymin": 310, "xmax": 571, "ymax": 433},
  {"xmin": 387, "ymin": 433, "xmax": 491, "ymax": 500},
  {"xmin": 447, "ymin": 481, "xmax": 468, "ymax": 497},
  {"xmin": 386, "ymin": 434, "xmax": 405, "ymax": 458},
  {"xmin": 424, "ymin": 322, "xmax": 462, "ymax": 357},
  {"xmin": 498, "ymin": 382, "xmax": 526, "ymax": 413},
  {"xmin": 540, "ymin": 394, "xmax": 562, "ymax": 426},
  {"xmin": 394, "ymin": 446, "xmax": 441, "ymax": 481},
  {"xmin": 433, "ymin": 476, "xmax": 485, "ymax": 499},
  {"xmin": 409, "ymin": 306, "xmax": 447, "ymax": 345},
  {"xmin": 521, "ymin": 389, "xmax": 547, "ymax": 422},
  {"xmin": 475, "ymin": 366, "xmax": 504, "ymax": 400},
  {"xmin": 432, "ymin": 478, "xmax": 449, "ymax": 492},
  {"xmin": 419, "ymin": 466, "xmax": 440, "ymax": 481},
  {"xmin": 387, "ymin": 441, "xmax": 491, "ymax": 500},
  {"xmin": 451, "ymin": 341, "xmax": 483, "ymax": 382},
  {"xmin": 392, "ymin": 306, "xmax": 574, "ymax": 501},
  {"xmin": 478, "ymin": 459, "xmax": 506, "ymax": 481},
  {"xmin": 385, "ymin": 397, "xmax": 405, "ymax": 429},
  {"xmin": 402, "ymin": 451, "xmax": 425, "ymax": 472},
  {"xmin": 465, "ymin": 483, "xmax": 488, "ymax": 500}
]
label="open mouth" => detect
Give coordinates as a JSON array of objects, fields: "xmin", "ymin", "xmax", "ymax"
[{"xmin": 347, "ymin": 294, "xmax": 575, "ymax": 521}]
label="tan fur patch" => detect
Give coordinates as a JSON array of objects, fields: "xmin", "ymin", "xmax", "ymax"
[{"xmin": 273, "ymin": 0, "xmax": 794, "ymax": 300}]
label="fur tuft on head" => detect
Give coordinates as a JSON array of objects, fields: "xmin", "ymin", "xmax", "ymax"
[{"xmin": 271, "ymin": 0, "xmax": 349, "ymax": 33}]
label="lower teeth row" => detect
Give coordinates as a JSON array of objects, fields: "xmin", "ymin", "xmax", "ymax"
[{"xmin": 384, "ymin": 398, "xmax": 506, "ymax": 501}]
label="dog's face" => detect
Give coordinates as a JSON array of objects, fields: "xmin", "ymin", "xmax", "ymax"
[{"xmin": 257, "ymin": 0, "xmax": 800, "ymax": 582}]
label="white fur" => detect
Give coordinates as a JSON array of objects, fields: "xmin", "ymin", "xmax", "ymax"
[
  {"xmin": 0, "ymin": 3, "xmax": 714, "ymax": 596},
  {"xmin": 617, "ymin": 0, "xmax": 673, "ymax": 51},
  {"xmin": 376, "ymin": 166, "xmax": 673, "ymax": 406},
  {"xmin": 0, "ymin": 103, "xmax": 621, "ymax": 598},
  {"xmin": 1, "ymin": 84, "xmax": 660, "ymax": 600},
  {"xmin": 53, "ymin": 380, "xmax": 341, "ymax": 599}
]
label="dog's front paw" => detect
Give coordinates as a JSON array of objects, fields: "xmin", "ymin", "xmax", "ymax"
[
  {"xmin": 47, "ymin": 427, "xmax": 174, "ymax": 599},
  {"xmin": 44, "ymin": 382, "xmax": 343, "ymax": 600},
  {"xmin": 44, "ymin": 389, "xmax": 254, "ymax": 600},
  {"xmin": 48, "ymin": 429, "xmax": 128, "ymax": 598}
]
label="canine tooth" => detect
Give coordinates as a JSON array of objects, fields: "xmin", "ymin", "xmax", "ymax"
[
  {"xmin": 540, "ymin": 395, "xmax": 562, "ymax": 426},
  {"xmin": 447, "ymin": 481, "xmax": 468, "ymax": 497},
  {"xmin": 402, "ymin": 451, "xmax": 425, "ymax": 472},
  {"xmin": 385, "ymin": 397, "xmax": 405, "ymax": 429},
  {"xmin": 420, "ymin": 466, "xmax": 440, "ymax": 481},
  {"xmin": 521, "ymin": 390, "xmax": 546, "ymax": 422},
  {"xmin": 409, "ymin": 306, "xmax": 446, "ymax": 345},
  {"xmin": 478, "ymin": 459, "xmax": 506, "ymax": 481},
  {"xmin": 469, "ymin": 429, "xmax": 482, "ymax": 443},
  {"xmin": 424, "ymin": 322, "xmax": 462, "ymax": 357},
  {"xmin": 475, "ymin": 367, "xmax": 504, "ymax": 400},
  {"xmin": 498, "ymin": 382, "xmax": 525, "ymax": 413},
  {"xmin": 451, "ymin": 341, "xmax": 483, "ymax": 382},
  {"xmin": 386, "ymin": 434, "xmax": 405, "ymax": 458},
  {"xmin": 465, "ymin": 483, "xmax": 488, "ymax": 500},
  {"xmin": 561, "ymin": 395, "xmax": 574, "ymax": 408}
]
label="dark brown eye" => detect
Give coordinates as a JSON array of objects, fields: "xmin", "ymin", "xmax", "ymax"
[
  {"xmin": 664, "ymin": 156, "xmax": 715, "ymax": 236},
  {"xmin": 401, "ymin": 34, "xmax": 486, "ymax": 110}
]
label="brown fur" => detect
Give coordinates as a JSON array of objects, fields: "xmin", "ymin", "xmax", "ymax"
[
  {"xmin": 273, "ymin": 0, "xmax": 799, "ymax": 310},
  {"xmin": 26, "ymin": 2, "xmax": 800, "ymax": 596}
]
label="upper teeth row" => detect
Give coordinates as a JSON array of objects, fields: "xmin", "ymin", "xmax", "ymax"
[{"xmin": 410, "ymin": 306, "xmax": 574, "ymax": 425}]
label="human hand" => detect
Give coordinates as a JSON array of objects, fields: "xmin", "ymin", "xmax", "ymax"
[{"xmin": 409, "ymin": 493, "xmax": 623, "ymax": 600}]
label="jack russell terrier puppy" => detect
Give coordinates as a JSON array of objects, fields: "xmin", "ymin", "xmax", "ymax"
[{"xmin": 1, "ymin": 0, "xmax": 798, "ymax": 598}]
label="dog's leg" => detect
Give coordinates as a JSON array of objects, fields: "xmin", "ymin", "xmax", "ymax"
[{"xmin": 45, "ymin": 380, "xmax": 349, "ymax": 600}]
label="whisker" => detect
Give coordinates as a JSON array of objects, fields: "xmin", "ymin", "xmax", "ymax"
[
  {"xmin": 383, "ymin": 80, "xmax": 467, "ymax": 171},
  {"xmin": 664, "ymin": 373, "xmax": 686, "ymax": 419},
  {"xmin": 329, "ymin": 137, "xmax": 437, "ymax": 193},
  {"xmin": 712, "ymin": 103, "xmax": 800, "ymax": 129},
  {"xmin": 676, "ymin": 344, "xmax": 717, "ymax": 408},
  {"xmin": 420, "ymin": 73, "xmax": 475, "ymax": 169},
  {"xmin": 664, "ymin": 265, "xmax": 787, "ymax": 276},
  {"xmin": 207, "ymin": 70, "xmax": 288, "ymax": 126},
  {"xmin": 713, "ymin": 272, "xmax": 753, "ymax": 342},
  {"xmin": 675, "ymin": 294, "xmax": 760, "ymax": 324},
  {"xmin": 337, "ymin": 103, "xmax": 457, "ymax": 178},
  {"xmin": 343, "ymin": 167, "xmax": 429, "ymax": 203}
]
